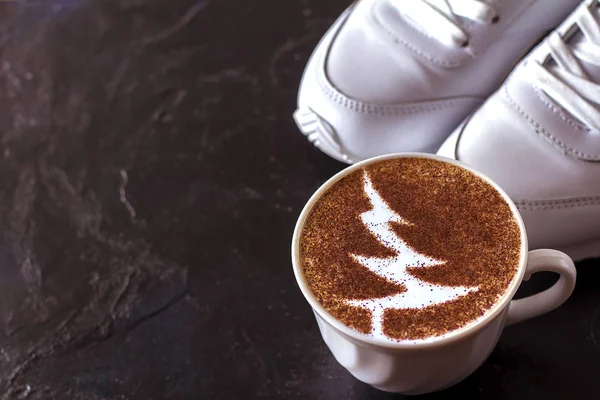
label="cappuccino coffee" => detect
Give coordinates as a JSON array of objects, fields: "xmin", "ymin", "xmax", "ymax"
[{"xmin": 299, "ymin": 157, "xmax": 522, "ymax": 343}]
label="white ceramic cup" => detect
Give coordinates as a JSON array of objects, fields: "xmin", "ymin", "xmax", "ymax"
[{"xmin": 291, "ymin": 153, "xmax": 577, "ymax": 395}]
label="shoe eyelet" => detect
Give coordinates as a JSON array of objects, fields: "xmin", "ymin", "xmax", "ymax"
[
  {"xmin": 461, "ymin": 40, "xmax": 470, "ymax": 48},
  {"xmin": 492, "ymin": 15, "xmax": 500, "ymax": 24}
]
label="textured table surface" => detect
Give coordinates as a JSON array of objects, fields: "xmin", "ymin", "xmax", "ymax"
[{"xmin": 0, "ymin": 0, "xmax": 598, "ymax": 399}]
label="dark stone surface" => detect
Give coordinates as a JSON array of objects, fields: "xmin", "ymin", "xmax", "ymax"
[{"xmin": 0, "ymin": 0, "xmax": 598, "ymax": 399}]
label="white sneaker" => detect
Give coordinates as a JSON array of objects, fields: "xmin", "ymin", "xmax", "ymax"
[
  {"xmin": 438, "ymin": 0, "xmax": 600, "ymax": 262},
  {"xmin": 294, "ymin": 0, "xmax": 580, "ymax": 164}
]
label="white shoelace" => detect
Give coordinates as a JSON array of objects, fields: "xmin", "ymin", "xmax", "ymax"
[
  {"xmin": 391, "ymin": 0, "xmax": 498, "ymax": 47},
  {"xmin": 530, "ymin": 2, "xmax": 600, "ymax": 132}
]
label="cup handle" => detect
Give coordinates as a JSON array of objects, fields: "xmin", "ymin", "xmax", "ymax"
[{"xmin": 506, "ymin": 249, "xmax": 577, "ymax": 326}]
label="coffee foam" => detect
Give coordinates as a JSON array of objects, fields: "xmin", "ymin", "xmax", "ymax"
[{"xmin": 346, "ymin": 171, "xmax": 479, "ymax": 341}]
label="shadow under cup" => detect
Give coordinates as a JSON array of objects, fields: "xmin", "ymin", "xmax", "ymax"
[{"xmin": 291, "ymin": 153, "xmax": 576, "ymax": 394}]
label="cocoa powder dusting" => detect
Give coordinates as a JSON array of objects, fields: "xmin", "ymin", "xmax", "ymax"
[{"xmin": 300, "ymin": 158, "xmax": 521, "ymax": 341}]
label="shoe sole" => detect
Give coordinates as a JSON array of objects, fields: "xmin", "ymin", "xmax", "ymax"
[
  {"xmin": 293, "ymin": 107, "xmax": 359, "ymax": 164},
  {"xmin": 559, "ymin": 240, "xmax": 600, "ymax": 263}
]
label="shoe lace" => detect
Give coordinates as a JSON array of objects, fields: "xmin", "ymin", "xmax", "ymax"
[
  {"xmin": 392, "ymin": 0, "xmax": 499, "ymax": 47},
  {"xmin": 530, "ymin": 2, "xmax": 600, "ymax": 132}
]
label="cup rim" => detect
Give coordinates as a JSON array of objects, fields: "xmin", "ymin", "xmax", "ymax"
[{"xmin": 291, "ymin": 152, "xmax": 529, "ymax": 350}]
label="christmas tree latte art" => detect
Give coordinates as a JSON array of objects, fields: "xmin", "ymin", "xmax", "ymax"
[
  {"xmin": 300, "ymin": 158, "xmax": 521, "ymax": 342},
  {"xmin": 346, "ymin": 171, "xmax": 479, "ymax": 340}
]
